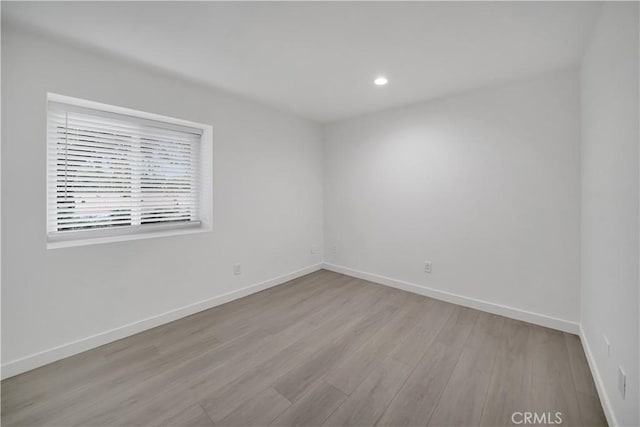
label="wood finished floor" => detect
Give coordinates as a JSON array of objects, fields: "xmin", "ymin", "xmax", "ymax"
[{"xmin": 2, "ymin": 270, "xmax": 607, "ymax": 427}]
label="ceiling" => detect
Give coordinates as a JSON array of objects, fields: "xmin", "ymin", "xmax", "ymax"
[{"xmin": 3, "ymin": 1, "xmax": 601, "ymax": 123}]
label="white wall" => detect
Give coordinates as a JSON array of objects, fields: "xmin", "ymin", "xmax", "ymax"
[
  {"xmin": 1, "ymin": 26, "xmax": 324, "ymax": 373},
  {"xmin": 324, "ymin": 69, "xmax": 581, "ymax": 328},
  {"xmin": 580, "ymin": 3, "xmax": 639, "ymax": 426}
]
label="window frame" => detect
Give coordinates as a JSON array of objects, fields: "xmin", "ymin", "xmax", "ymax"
[{"xmin": 46, "ymin": 93, "xmax": 213, "ymax": 249}]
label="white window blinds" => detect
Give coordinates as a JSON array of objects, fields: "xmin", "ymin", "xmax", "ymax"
[{"xmin": 47, "ymin": 102, "xmax": 202, "ymax": 240}]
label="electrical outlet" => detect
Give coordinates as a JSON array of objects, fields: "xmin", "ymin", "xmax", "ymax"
[
  {"xmin": 331, "ymin": 245, "xmax": 337, "ymax": 254},
  {"xmin": 234, "ymin": 263, "xmax": 241, "ymax": 275},
  {"xmin": 604, "ymin": 336, "xmax": 611, "ymax": 358},
  {"xmin": 311, "ymin": 245, "xmax": 319, "ymax": 254},
  {"xmin": 424, "ymin": 261, "xmax": 432, "ymax": 273},
  {"xmin": 618, "ymin": 366, "xmax": 626, "ymax": 399}
]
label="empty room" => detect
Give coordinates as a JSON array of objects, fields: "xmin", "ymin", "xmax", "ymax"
[{"xmin": 1, "ymin": 1, "xmax": 638, "ymax": 426}]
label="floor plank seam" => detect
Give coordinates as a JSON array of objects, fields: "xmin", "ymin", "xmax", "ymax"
[
  {"xmin": 477, "ymin": 339, "xmax": 501, "ymax": 426},
  {"xmin": 422, "ymin": 344, "xmax": 464, "ymax": 427},
  {"xmin": 199, "ymin": 403, "xmax": 215, "ymax": 425},
  {"xmin": 564, "ymin": 334, "xmax": 584, "ymax": 426},
  {"xmin": 318, "ymin": 380, "xmax": 350, "ymax": 427},
  {"xmin": 373, "ymin": 357, "xmax": 416, "ymax": 427},
  {"xmin": 424, "ymin": 312, "xmax": 480, "ymax": 427}
]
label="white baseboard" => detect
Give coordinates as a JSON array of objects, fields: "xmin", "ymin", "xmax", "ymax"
[
  {"xmin": 579, "ymin": 325, "xmax": 618, "ymax": 427},
  {"xmin": 322, "ymin": 263, "xmax": 579, "ymax": 334},
  {"xmin": 1, "ymin": 263, "xmax": 323, "ymax": 380}
]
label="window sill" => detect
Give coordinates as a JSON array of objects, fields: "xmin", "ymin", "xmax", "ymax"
[{"xmin": 47, "ymin": 224, "xmax": 211, "ymax": 249}]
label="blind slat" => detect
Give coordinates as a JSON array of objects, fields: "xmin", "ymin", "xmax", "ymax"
[
  {"xmin": 48, "ymin": 104, "xmax": 203, "ymax": 136},
  {"xmin": 53, "ymin": 213, "xmax": 193, "ymax": 226},
  {"xmin": 47, "ymin": 161, "xmax": 200, "ymax": 174},
  {"xmin": 51, "ymin": 145, "xmax": 193, "ymax": 162},
  {"xmin": 47, "ymin": 134, "xmax": 195, "ymax": 155},
  {"xmin": 48, "ymin": 118, "xmax": 200, "ymax": 147}
]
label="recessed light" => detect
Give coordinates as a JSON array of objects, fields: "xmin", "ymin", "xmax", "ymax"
[{"xmin": 374, "ymin": 76, "xmax": 388, "ymax": 86}]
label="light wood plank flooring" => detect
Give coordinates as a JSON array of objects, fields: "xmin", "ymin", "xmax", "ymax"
[{"xmin": 1, "ymin": 270, "xmax": 607, "ymax": 426}]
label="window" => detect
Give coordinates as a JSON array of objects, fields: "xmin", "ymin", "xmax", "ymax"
[{"xmin": 47, "ymin": 94, "xmax": 212, "ymax": 248}]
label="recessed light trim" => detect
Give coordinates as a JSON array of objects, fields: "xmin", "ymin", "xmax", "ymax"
[{"xmin": 374, "ymin": 76, "xmax": 388, "ymax": 86}]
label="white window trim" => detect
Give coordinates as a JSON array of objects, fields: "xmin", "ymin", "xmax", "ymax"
[{"xmin": 46, "ymin": 93, "xmax": 213, "ymax": 249}]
